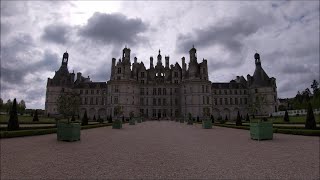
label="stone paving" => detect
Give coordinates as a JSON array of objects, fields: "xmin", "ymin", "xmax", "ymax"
[{"xmin": 1, "ymin": 121, "xmax": 319, "ymax": 179}]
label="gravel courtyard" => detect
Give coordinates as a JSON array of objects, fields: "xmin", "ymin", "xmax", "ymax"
[{"xmin": 1, "ymin": 121, "xmax": 319, "ymax": 179}]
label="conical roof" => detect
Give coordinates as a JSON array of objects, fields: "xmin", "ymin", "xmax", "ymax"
[{"xmin": 251, "ymin": 65, "xmax": 271, "ymax": 87}]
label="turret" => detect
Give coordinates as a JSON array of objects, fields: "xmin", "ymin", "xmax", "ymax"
[
  {"xmin": 111, "ymin": 58, "xmax": 116, "ymax": 78},
  {"xmin": 62, "ymin": 51, "xmax": 68, "ymax": 66},
  {"xmin": 157, "ymin": 49, "xmax": 162, "ymax": 66},
  {"xmin": 189, "ymin": 45, "xmax": 197, "ymax": 63},
  {"xmin": 122, "ymin": 47, "xmax": 131, "ymax": 64},
  {"xmin": 254, "ymin": 52, "xmax": 261, "ymax": 66}
]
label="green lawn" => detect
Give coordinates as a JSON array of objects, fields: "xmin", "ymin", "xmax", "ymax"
[
  {"xmin": 251, "ymin": 115, "xmax": 320, "ymax": 124},
  {"xmin": 0, "ymin": 114, "xmax": 82, "ymax": 124}
]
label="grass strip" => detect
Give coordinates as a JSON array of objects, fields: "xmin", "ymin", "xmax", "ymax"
[{"xmin": 0, "ymin": 123, "xmax": 112, "ymax": 138}]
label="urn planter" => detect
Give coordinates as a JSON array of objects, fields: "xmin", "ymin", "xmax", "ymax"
[
  {"xmin": 250, "ymin": 122, "xmax": 273, "ymax": 140},
  {"xmin": 112, "ymin": 119, "xmax": 123, "ymax": 129},
  {"xmin": 202, "ymin": 119, "xmax": 212, "ymax": 129},
  {"xmin": 57, "ymin": 122, "xmax": 81, "ymax": 141},
  {"xmin": 180, "ymin": 118, "xmax": 184, "ymax": 123}
]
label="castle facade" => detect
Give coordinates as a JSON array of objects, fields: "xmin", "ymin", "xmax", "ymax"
[{"xmin": 45, "ymin": 46, "xmax": 278, "ymax": 120}]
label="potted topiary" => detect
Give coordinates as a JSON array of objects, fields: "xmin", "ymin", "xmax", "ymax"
[
  {"xmin": 56, "ymin": 92, "xmax": 81, "ymax": 142},
  {"xmin": 250, "ymin": 117, "xmax": 273, "ymax": 140},
  {"xmin": 129, "ymin": 111, "xmax": 135, "ymax": 125},
  {"xmin": 187, "ymin": 113, "xmax": 193, "ymax": 125},
  {"xmin": 112, "ymin": 106, "xmax": 123, "ymax": 129},
  {"xmin": 202, "ymin": 108, "xmax": 212, "ymax": 129}
]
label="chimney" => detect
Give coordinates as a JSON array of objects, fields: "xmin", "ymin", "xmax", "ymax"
[
  {"xmin": 134, "ymin": 57, "xmax": 137, "ymax": 64},
  {"xmin": 150, "ymin": 56, "xmax": 154, "ymax": 68},
  {"xmin": 182, "ymin": 57, "xmax": 186, "ymax": 71},
  {"xmin": 165, "ymin": 56, "xmax": 169, "ymax": 68},
  {"xmin": 77, "ymin": 72, "xmax": 82, "ymax": 81}
]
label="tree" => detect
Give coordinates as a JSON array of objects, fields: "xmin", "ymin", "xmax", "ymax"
[
  {"xmin": 7, "ymin": 98, "xmax": 19, "ymax": 131},
  {"xmin": 81, "ymin": 111, "xmax": 88, "ymax": 126},
  {"xmin": 311, "ymin": 80, "xmax": 319, "ymax": 95},
  {"xmin": 18, "ymin": 100, "xmax": 26, "ymax": 115},
  {"xmin": 33, "ymin": 110, "xmax": 39, "ymax": 122},
  {"xmin": 305, "ymin": 103, "xmax": 316, "ymax": 129},
  {"xmin": 236, "ymin": 111, "xmax": 242, "ymax": 126},
  {"xmin": 56, "ymin": 91, "xmax": 80, "ymax": 123},
  {"xmin": 6, "ymin": 99, "xmax": 12, "ymax": 113},
  {"xmin": 0, "ymin": 98, "xmax": 3, "ymax": 108},
  {"xmin": 284, "ymin": 110, "xmax": 289, "ymax": 122}
]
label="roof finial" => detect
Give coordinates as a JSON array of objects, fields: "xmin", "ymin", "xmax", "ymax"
[
  {"xmin": 159, "ymin": 49, "xmax": 161, "ymax": 55},
  {"xmin": 193, "ymin": 44, "xmax": 194, "ymax": 48}
]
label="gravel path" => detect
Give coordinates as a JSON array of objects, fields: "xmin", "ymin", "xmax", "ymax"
[{"xmin": 1, "ymin": 121, "xmax": 319, "ymax": 179}]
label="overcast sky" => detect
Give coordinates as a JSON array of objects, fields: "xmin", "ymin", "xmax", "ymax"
[{"xmin": 1, "ymin": 1, "xmax": 319, "ymax": 109}]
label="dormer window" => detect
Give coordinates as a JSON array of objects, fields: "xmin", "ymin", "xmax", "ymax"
[
  {"xmin": 117, "ymin": 68, "xmax": 121, "ymax": 74},
  {"xmin": 141, "ymin": 72, "xmax": 145, "ymax": 78}
]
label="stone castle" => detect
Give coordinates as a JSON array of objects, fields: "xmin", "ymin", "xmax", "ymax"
[{"xmin": 45, "ymin": 46, "xmax": 278, "ymax": 120}]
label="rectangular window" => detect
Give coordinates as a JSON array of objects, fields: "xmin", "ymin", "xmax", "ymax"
[
  {"xmin": 146, "ymin": 88, "xmax": 148, "ymax": 95},
  {"xmin": 207, "ymin": 96, "xmax": 209, "ymax": 104},
  {"xmin": 91, "ymin": 90, "xmax": 94, "ymax": 94},
  {"xmin": 141, "ymin": 80, "xmax": 144, "ymax": 84},
  {"xmin": 174, "ymin": 72, "xmax": 178, "ymax": 78},
  {"xmin": 153, "ymin": 88, "xmax": 156, "ymax": 95},
  {"xmin": 153, "ymin": 98, "xmax": 156, "ymax": 106},
  {"xmin": 174, "ymin": 88, "xmax": 178, "ymax": 93},
  {"xmin": 202, "ymin": 85, "xmax": 204, "ymax": 93},
  {"xmin": 235, "ymin": 90, "xmax": 237, "ymax": 95},
  {"xmin": 80, "ymin": 90, "xmax": 83, "ymax": 94},
  {"xmin": 245, "ymin": 98, "xmax": 247, "ymax": 104},
  {"xmin": 163, "ymin": 88, "xmax": 166, "ymax": 95},
  {"xmin": 235, "ymin": 98, "xmax": 238, "ymax": 105},
  {"xmin": 158, "ymin": 88, "xmax": 161, "ymax": 95},
  {"xmin": 219, "ymin": 98, "xmax": 222, "ymax": 105},
  {"xmin": 141, "ymin": 72, "xmax": 145, "ymax": 78},
  {"xmin": 85, "ymin": 90, "xmax": 88, "ymax": 94},
  {"xmin": 224, "ymin": 90, "xmax": 227, "ymax": 95},
  {"xmin": 96, "ymin": 97, "xmax": 98, "ymax": 105},
  {"xmin": 140, "ymin": 98, "xmax": 144, "ymax": 106},
  {"xmin": 163, "ymin": 98, "xmax": 166, "ymax": 105},
  {"xmin": 224, "ymin": 98, "xmax": 228, "ymax": 105},
  {"xmin": 175, "ymin": 98, "xmax": 178, "ymax": 105},
  {"xmin": 97, "ymin": 90, "xmax": 100, "ymax": 94},
  {"xmin": 114, "ymin": 97, "xmax": 118, "ymax": 104},
  {"xmin": 214, "ymin": 98, "xmax": 217, "ymax": 105},
  {"xmin": 230, "ymin": 98, "xmax": 233, "ymax": 105},
  {"xmin": 115, "ymin": 86, "xmax": 119, "ymax": 93},
  {"xmin": 140, "ymin": 88, "xmax": 144, "ymax": 95},
  {"xmin": 158, "ymin": 98, "xmax": 161, "ymax": 106},
  {"xmin": 203, "ymin": 96, "xmax": 205, "ymax": 104},
  {"xmin": 90, "ymin": 97, "xmax": 93, "ymax": 105},
  {"xmin": 240, "ymin": 98, "xmax": 242, "ymax": 105},
  {"xmin": 206, "ymin": 86, "xmax": 208, "ymax": 93},
  {"xmin": 229, "ymin": 89, "xmax": 232, "ymax": 95},
  {"xmin": 219, "ymin": 90, "xmax": 221, "ymax": 94}
]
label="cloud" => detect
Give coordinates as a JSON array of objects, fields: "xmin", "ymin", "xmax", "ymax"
[
  {"xmin": 176, "ymin": 7, "xmax": 275, "ymax": 54},
  {"xmin": 78, "ymin": 12, "xmax": 148, "ymax": 46},
  {"xmin": 41, "ymin": 24, "xmax": 72, "ymax": 44}
]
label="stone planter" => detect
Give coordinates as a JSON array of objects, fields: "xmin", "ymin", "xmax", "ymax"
[
  {"xmin": 202, "ymin": 119, "xmax": 212, "ymax": 129},
  {"xmin": 57, "ymin": 122, "xmax": 81, "ymax": 141},
  {"xmin": 187, "ymin": 119, "xmax": 193, "ymax": 125},
  {"xmin": 112, "ymin": 119, "xmax": 122, "ymax": 129},
  {"xmin": 136, "ymin": 117, "xmax": 142, "ymax": 123},
  {"xmin": 129, "ymin": 118, "xmax": 135, "ymax": 125},
  {"xmin": 250, "ymin": 122, "xmax": 273, "ymax": 140}
]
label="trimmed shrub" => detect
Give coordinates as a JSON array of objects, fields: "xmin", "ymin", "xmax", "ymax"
[
  {"xmin": 7, "ymin": 98, "xmax": 19, "ymax": 131},
  {"xmin": 284, "ymin": 110, "xmax": 289, "ymax": 122},
  {"xmin": 71, "ymin": 114, "xmax": 75, "ymax": 122},
  {"xmin": 246, "ymin": 113, "xmax": 250, "ymax": 122},
  {"xmin": 33, "ymin": 110, "xmax": 39, "ymax": 122},
  {"xmin": 81, "ymin": 111, "xmax": 89, "ymax": 126},
  {"xmin": 211, "ymin": 115, "xmax": 214, "ymax": 123},
  {"xmin": 236, "ymin": 111, "xmax": 242, "ymax": 126},
  {"xmin": 305, "ymin": 103, "xmax": 316, "ymax": 129}
]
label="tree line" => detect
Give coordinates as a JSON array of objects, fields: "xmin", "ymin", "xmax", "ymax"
[
  {"xmin": 279, "ymin": 80, "xmax": 320, "ymax": 110},
  {"xmin": 0, "ymin": 98, "xmax": 26, "ymax": 115}
]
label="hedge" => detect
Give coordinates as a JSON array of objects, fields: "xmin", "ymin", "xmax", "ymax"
[
  {"xmin": 0, "ymin": 123, "xmax": 112, "ymax": 138},
  {"xmin": 214, "ymin": 124, "xmax": 320, "ymax": 136}
]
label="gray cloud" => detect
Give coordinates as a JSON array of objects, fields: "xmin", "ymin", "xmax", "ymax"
[
  {"xmin": 78, "ymin": 12, "xmax": 148, "ymax": 46},
  {"xmin": 176, "ymin": 7, "xmax": 275, "ymax": 54},
  {"xmin": 41, "ymin": 24, "xmax": 72, "ymax": 44}
]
